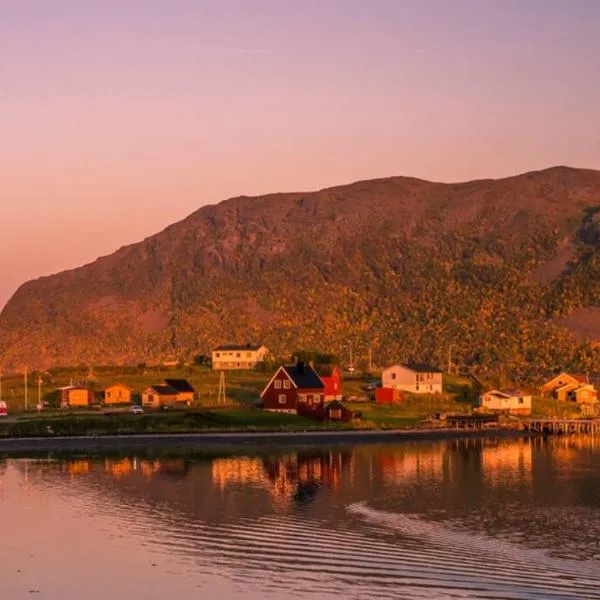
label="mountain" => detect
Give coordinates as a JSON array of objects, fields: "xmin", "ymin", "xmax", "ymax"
[{"xmin": 2, "ymin": 166, "xmax": 600, "ymax": 381}]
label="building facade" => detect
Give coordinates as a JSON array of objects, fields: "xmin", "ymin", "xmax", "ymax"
[
  {"xmin": 141, "ymin": 385, "xmax": 179, "ymax": 408},
  {"xmin": 164, "ymin": 379, "xmax": 196, "ymax": 405},
  {"xmin": 103, "ymin": 383, "xmax": 132, "ymax": 405},
  {"xmin": 382, "ymin": 363, "xmax": 443, "ymax": 394},
  {"xmin": 479, "ymin": 389, "xmax": 532, "ymax": 415},
  {"xmin": 260, "ymin": 363, "xmax": 325, "ymax": 415},
  {"xmin": 212, "ymin": 344, "xmax": 269, "ymax": 370}
]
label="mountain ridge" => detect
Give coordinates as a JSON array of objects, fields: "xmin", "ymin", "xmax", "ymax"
[{"xmin": 2, "ymin": 165, "xmax": 600, "ymax": 380}]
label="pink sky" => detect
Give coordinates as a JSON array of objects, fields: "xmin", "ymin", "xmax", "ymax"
[{"xmin": 1, "ymin": 0, "xmax": 599, "ymax": 308}]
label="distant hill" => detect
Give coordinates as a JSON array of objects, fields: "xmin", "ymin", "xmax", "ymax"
[{"xmin": 2, "ymin": 166, "xmax": 600, "ymax": 382}]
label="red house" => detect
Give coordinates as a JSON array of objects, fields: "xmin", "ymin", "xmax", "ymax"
[
  {"xmin": 260, "ymin": 363, "xmax": 325, "ymax": 415},
  {"xmin": 319, "ymin": 366, "xmax": 343, "ymax": 401}
]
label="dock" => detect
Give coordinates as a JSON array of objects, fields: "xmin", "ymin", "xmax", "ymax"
[{"xmin": 522, "ymin": 419, "xmax": 600, "ymax": 435}]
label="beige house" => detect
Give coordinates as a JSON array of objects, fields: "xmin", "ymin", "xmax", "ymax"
[
  {"xmin": 104, "ymin": 383, "xmax": 132, "ymax": 405},
  {"xmin": 479, "ymin": 389, "xmax": 532, "ymax": 415},
  {"xmin": 59, "ymin": 386, "xmax": 93, "ymax": 408},
  {"xmin": 212, "ymin": 344, "xmax": 269, "ymax": 370},
  {"xmin": 141, "ymin": 385, "xmax": 179, "ymax": 409},
  {"xmin": 542, "ymin": 372, "xmax": 589, "ymax": 396},
  {"xmin": 381, "ymin": 363, "xmax": 443, "ymax": 394}
]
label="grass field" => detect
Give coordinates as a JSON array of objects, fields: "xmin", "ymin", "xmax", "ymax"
[{"xmin": 0, "ymin": 368, "xmax": 586, "ymax": 437}]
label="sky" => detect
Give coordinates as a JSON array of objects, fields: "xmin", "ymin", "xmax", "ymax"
[{"xmin": 1, "ymin": 0, "xmax": 600, "ymax": 309}]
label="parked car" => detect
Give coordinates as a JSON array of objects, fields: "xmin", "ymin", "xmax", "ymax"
[
  {"xmin": 0, "ymin": 401, "xmax": 7, "ymax": 417},
  {"xmin": 128, "ymin": 405, "xmax": 144, "ymax": 415}
]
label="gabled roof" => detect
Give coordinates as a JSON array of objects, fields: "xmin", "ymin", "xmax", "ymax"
[
  {"xmin": 147, "ymin": 384, "xmax": 178, "ymax": 395},
  {"xmin": 325, "ymin": 400, "xmax": 348, "ymax": 411},
  {"xmin": 389, "ymin": 362, "xmax": 442, "ymax": 374},
  {"xmin": 105, "ymin": 383, "xmax": 133, "ymax": 391},
  {"xmin": 483, "ymin": 389, "xmax": 527, "ymax": 398},
  {"xmin": 285, "ymin": 363, "xmax": 325, "ymax": 389},
  {"xmin": 213, "ymin": 343, "xmax": 264, "ymax": 352},
  {"xmin": 164, "ymin": 378, "xmax": 195, "ymax": 393},
  {"xmin": 260, "ymin": 363, "xmax": 324, "ymax": 397}
]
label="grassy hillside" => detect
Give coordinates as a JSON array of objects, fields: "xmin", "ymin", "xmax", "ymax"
[{"xmin": 2, "ymin": 166, "xmax": 600, "ymax": 383}]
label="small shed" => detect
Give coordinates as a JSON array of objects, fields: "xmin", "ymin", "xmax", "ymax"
[
  {"xmin": 324, "ymin": 400, "xmax": 353, "ymax": 421},
  {"xmin": 376, "ymin": 387, "xmax": 404, "ymax": 405}
]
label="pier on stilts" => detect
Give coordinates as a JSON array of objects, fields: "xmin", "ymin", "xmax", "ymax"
[{"xmin": 522, "ymin": 419, "xmax": 600, "ymax": 435}]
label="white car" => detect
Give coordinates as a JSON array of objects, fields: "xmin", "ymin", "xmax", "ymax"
[{"xmin": 128, "ymin": 405, "xmax": 144, "ymax": 415}]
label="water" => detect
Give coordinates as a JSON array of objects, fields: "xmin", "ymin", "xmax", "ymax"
[{"xmin": 1, "ymin": 436, "xmax": 600, "ymax": 599}]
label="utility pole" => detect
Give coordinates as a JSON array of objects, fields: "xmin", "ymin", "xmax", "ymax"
[
  {"xmin": 0, "ymin": 369, "xmax": 2, "ymax": 404},
  {"xmin": 217, "ymin": 371, "xmax": 226, "ymax": 405},
  {"xmin": 24, "ymin": 367, "xmax": 28, "ymax": 411},
  {"xmin": 38, "ymin": 376, "xmax": 43, "ymax": 409},
  {"xmin": 447, "ymin": 345, "xmax": 453, "ymax": 375},
  {"xmin": 368, "ymin": 345, "xmax": 373, "ymax": 372},
  {"xmin": 349, "ymin": 345, "xmax": 354, "ymax": 371}
]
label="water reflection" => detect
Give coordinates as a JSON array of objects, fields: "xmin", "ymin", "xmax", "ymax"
[{"xmin": 3, "ymin": 437, "xmax": 600, "ymax": 599}]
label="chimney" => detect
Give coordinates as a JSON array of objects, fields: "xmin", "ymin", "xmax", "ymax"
[{"xmin": 296, "ymin": 361, "xmax": 305, "ymax": 374}]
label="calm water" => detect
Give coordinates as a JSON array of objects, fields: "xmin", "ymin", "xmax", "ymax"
[{"xmin": 2, "ymin": 437, "xmax": 600, "ymax": 599}]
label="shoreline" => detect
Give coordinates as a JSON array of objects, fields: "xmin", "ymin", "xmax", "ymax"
[{"xmin": 0, "ymin": 426, "xmax": 533, "ymax": 455}]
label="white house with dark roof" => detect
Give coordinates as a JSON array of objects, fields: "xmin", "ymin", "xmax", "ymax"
[
  {"xmin": 211, "ymin": 344, "xmax": 269, "ymax": 370},
  {"xmin": 479, "ymin": 389, "xmax": 532, "ymax": 415},
  {"xmin": 382, "ymin": 363, "xmax": 443, "ymax": 394}
]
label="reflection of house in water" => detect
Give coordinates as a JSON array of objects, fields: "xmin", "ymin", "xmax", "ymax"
[
  {"xmin": 481, "ymin": 441, "xmax": 533, "ymax": 484},
  {"xmin": 66, "ymin": 460, "xmax": 93, "ymax": 476},
  {"xmin": 104, "ymin": 458, "xmax": 134, "ymax": 479},
  {"xmin": 378, "ymin": 444, "xmax": 449, "ymax": 484},
  {"xmin": 211, "ymin": 451, "xmax": 353, "ymax": 507}
]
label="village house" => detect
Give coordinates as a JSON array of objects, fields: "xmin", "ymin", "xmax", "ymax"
[
  {"xmin": 103, "ymin": 383, "xmax": 132, "ymax": 405},
  {"xmin": 541, "ymin": 372, "xmax": 589, "ymax": 396},
  {"xmin": 141, "ymin": 384, "xmax": 179, "ymax": 409},
  {"xmin": 323, "ymin": 400, "xmax": 353, "ymax": 421},
  {"xmin": 211, "ymin": 344, "xmax": 270, "ymax": 370},
  {"xmin": 164, "ymin": 378, "xmax": 196, "ymax": 405},
  {"xmin": 260, "ymin": 362, "xmax": 325, "ymax": 415},
  {"xmin": 382, "ymin": 363, "xmax": 443, "ymax": 394},
  {"xmin": 59, "ymin": 385, "xmax": 94, "ymax": 408},
  {"xmin": 479, "ymin": 389, "xmax": 532, "ymax": 415},
  {"xmin": 319, "ymin": 365, "xmax": 343, "ymax": 401},
  {"xmin": 541, "ymin": 372, "xmax": 597, "ymax": 404}
]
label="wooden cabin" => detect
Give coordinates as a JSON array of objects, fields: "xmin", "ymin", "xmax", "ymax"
[
  {"xmin": 141, "ymin": 385, "xmax": 179, "ymax": 409},
  {"xmin": 260, "ymin": 362, "xmax": 325, "ymax": 415},
  {"xmin": 164, "ymin": 379, "xmax": 195, "ymax": 405},
  {"xmin": 103, "ymin": 383, "xmax": 133, "ymax": 405},
  {"xmin": 59, "ymin": 386, "xmax": 93, "ymax": 408}
]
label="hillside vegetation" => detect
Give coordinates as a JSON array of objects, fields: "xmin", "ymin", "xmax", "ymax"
[{"xmin": 2, "ymin": 166, "xmax": 600, "ymax": 383}]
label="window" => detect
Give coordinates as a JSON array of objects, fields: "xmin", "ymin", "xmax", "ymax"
[
  {"xmin": 330, "ymin": 409, "xmax": 342, "ymax": 419},
  {"xmin": 519, "ymin": 397, "xmax": 524, "ymax": 404},
  {"xmin": 299, "ymin": 394, "xmax": 307, "ymax": 403},
  {"xmin": 216, "ymin": 353, "xmax": 220, "ymax": 358},
  {"xmin": 391, "ymin": 373, "xmax": 396, "ymax": 380},
  {"xmin": 283, "ymin": 380, "xmax": 291, "ymax": 389},
  {"xmin": 246, "ymin": 352, "xmax": 251, "ymax": 358},
  {"xmin": 278, "ymin": 394, "xmax": 286, "ymax": 404},
  {"xmin": 275, "ymin": 380, "xmax": 282, "ymax": 389},
  {"xmin": 236, "ymin": 353, "xmax": 241, "ymax": 358}
]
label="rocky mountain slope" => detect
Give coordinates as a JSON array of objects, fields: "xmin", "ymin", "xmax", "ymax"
[{"xmin": 2, "ymin": 166, "xmax": 600, "ymax": 381}]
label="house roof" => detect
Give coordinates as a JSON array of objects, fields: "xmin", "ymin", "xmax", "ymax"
[
  {"xmin": 105, "ymin": 383, "xmax": 133, "ymax": 391},
  {"xmin": 164, "ymin": 378, "xmax": 195, "ymax": 393},
  {"xmin": 403, "ymin": 362, "xmax": 443, "ymax": 374},
  {"xmin": 213, "ymin": 343, "xmax": 264, "ymax": 352},
  {"xmin": 484, "ymin": 389, "xmax": 527, "ymax": 398},
  {"xmin": 499, "ymin": 388, "xmax": 527, "ymax": 397},
  {"xmin": 325, "ymin": 400, "xmax": 348, "ymax": 411},
  {"xmin": 148, "ymin": 384, "xmax": 178, "ymax": 395},
  {"xmin": 573, "ymin": 374, "xmax": 589, "ymax": 384},
  {"xmin": 284, "ymin": 363, "xmax": 325, "ymax": 389}
]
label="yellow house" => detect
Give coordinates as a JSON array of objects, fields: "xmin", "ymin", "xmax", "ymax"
[
  {"xmin": 542, "ymin": 372, "xmax": 588, "ymax": 396},
  {"xmin": 141, "ymin": 385, "xmax": 179, "ymax": 408},
  {"xmin": 59, "ymin": 386, "xmax": 93, "ymax": 408},
  {"xmin": 104, "ymin": 383, "xmax": 133, "ymax": 405}
]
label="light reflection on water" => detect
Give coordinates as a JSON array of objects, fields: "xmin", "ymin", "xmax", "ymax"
[{"xmin": 1, "ymin": 436, "xmax": 600, "ymax": 599}]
